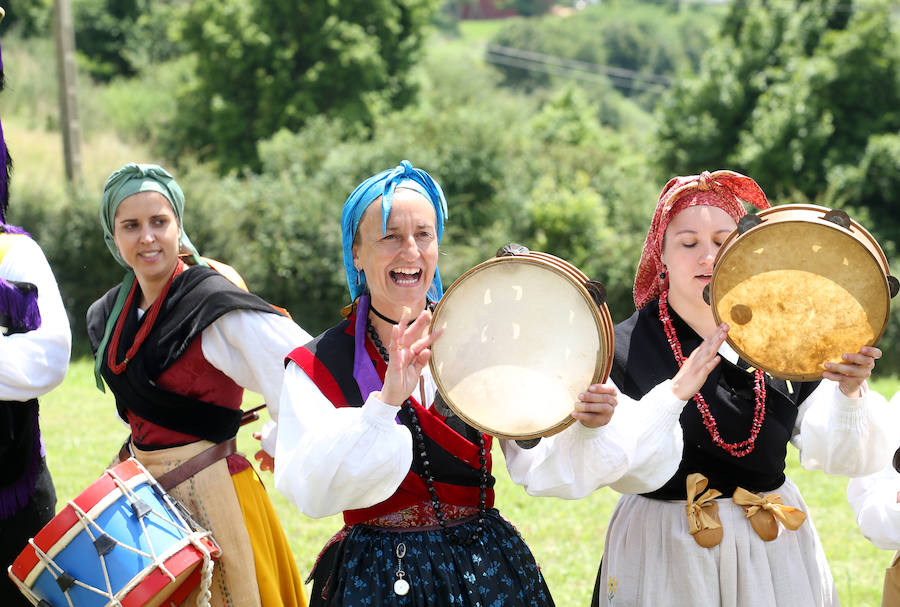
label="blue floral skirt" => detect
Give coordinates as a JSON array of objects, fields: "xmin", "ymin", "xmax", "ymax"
[{"xmin": 309, "ymin": 509, "xmax": 554, "ymax": 607}]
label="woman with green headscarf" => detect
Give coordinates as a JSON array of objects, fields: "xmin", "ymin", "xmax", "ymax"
[{"xmin": 86, "ymin": 163, "xmax": 311, "ymax": 607}]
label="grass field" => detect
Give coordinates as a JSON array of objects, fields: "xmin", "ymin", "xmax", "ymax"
[{"xmin": 37, "ymin": 360, "xmax": 898, "ymax": 606}]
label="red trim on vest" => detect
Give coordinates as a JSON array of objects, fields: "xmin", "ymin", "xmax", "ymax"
[
  {"xmin": 414, "ymin": 401, "xmax": 493, "ymax": 470},
  {"xmin": 293, "ymin": 309, "xmax": 494, "ymax": 526},
  {"xmin": 342, "ymin": 475, "xmax": 495, "ymax": 526},
  {"xmin": 286, "ymin": 347, "xmax": 347, "ymax": 408}
]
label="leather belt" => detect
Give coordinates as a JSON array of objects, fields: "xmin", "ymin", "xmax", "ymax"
[{"xmin": 118, "ymin": 437, "xmax": 238, "ymax": 491}]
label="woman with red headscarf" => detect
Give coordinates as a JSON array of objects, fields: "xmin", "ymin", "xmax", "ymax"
[{"xmin": 591, "ymin": 171, "xmax": 894, "ymax": 607}]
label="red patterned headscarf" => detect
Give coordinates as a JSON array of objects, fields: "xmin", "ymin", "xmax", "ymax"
[{"xmin": 633, "ymin": 170, "xmax": 770, "ymax": 310}]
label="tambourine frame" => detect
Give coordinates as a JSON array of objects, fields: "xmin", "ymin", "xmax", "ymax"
[
  {"xmin": 709, "ymin": 203, "xmax": 892, "ymax": 381},
  {"xmin": 429, "ymin": 254, "xmax": 613, "ymax": 440}
]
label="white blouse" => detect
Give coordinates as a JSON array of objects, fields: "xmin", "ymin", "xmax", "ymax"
[
  {"xmin": 274, "ymin": 339, "xmax": 894, "ymax": 519},
  {"xmin": 0, "ymin": 236, "xmax": 71, "ymax": 401},
  {"xmin": 847, "ymin": 392, "xmax": 900, "ymax": 551},
  {"xmin": 273, "ymin": 359, "xmax": 687, "ymax": 519},
  {"xmin": 199, "ymin": 308, "xmax": 311, "ymax": 419}
]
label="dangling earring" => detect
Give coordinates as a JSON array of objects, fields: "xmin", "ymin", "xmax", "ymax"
[{"xmin": 658, "ymin": 268, "xmax": 668, "ymax": 292}]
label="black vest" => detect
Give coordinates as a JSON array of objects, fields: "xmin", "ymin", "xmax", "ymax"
[
  {"xmin": 299, "ymin": 317, "xmax": 495, "ymax": 497},
  {"xmin": 611, "ymin": 300, "xmax": 820, "ymax": 499},
  {"xmin": 87, "ymin": 266, "xmax": 281, "ymax": 442}
]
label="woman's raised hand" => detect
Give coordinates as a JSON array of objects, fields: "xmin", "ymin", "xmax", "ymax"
[
  {"xmin": 377, "ymin": 307, "xmax": 443, "ymax": 407},
  {"xmin": 823, "ymin": 345, "xmax": 881, "ymax": 398},
  {"xmin": 671, "ymin": 323, "xmax": 728, "ymax": 401}
]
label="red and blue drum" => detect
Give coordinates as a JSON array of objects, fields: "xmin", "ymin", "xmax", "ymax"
[{"xmin": 8, "ymin": 458, "xmax": 220, "ymax": 607}]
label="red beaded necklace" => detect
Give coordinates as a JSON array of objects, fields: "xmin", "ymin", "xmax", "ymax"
[
  {"xmin": 658, "ymin": 291, "xmax": 767, "ymax": 458},
  {"xmin": 107, "ymin": 260, "xmax": 185, "ymax": 375}
]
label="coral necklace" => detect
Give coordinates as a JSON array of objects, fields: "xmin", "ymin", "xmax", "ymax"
[
  {"xmin": 658, "ymin": 291, "xmax": 767, "ymax": 458},
  {"xmin": 107, "ymin": 260, "xmax": 185, "ymax": 374}
]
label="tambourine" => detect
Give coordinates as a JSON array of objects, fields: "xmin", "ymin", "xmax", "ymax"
[
  {"xmin": 707, "ymin": 204, "xmax": 898, "ymax": 381},
  {"xmin": 429, "ymin": 245, "xmax": 614, "ymax": 441}
]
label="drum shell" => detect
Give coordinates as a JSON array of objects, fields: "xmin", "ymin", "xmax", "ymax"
[
  {"xmin": 8, "ymin": 458, "xmax": 219, "ymax": 607},
  {"xmin": 710, "ymin": 203, "xmax": 892, "ymax": 381},
  {"xmin": 429, "ymin": 251, "xmax": 614, "ymax": 440}
]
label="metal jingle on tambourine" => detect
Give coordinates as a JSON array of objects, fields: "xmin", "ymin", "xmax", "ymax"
[
  {"xmin": 495, "ymin": 242, "xmax": 531, "ymax": 258},
  {"xmin": 737, "ymin": 214, "xmax": 763, "ymax": 235},
  {"xmin": 823, "ymin": 208, "xmax": 852, "ymax": 229},
  {"xmin": 584, "ymin": 280, "xmax": 607, "ymax": 307},
  {"xmin": 888, "ymin": 275, "xmax": 899, "ymax": 299},
  {"xmin": 515, "ymin": 438, "xmax": 542, "ymax": 449},
  {"xmin": 893, "ymin": 446, "xmax": 900, "ymax": 474},
  {"xmin": 432, "ymin": 391, "xmax": 455, "ymax": 418},
  {"xmin": 702, "ymin": 284, "xmax": 711, "ymax": 306}
]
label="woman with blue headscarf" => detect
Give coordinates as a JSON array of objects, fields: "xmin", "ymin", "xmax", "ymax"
[
  {"xmin": 273, "ymin": 161, "xmax": 642, "ymax": 606},
  {"xmin": 86, "ymin": 163, "xmax": 310, "ymax": 607}
]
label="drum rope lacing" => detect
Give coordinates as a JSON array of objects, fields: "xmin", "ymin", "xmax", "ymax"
[
  {"xmin": 659, "ymin": 291, "xmax": 767, "ymax": 458},
  {"xmin": 18, "ymin": 461, "xmax": 215, "ymax": 607},
  {"xmin": 366, "ymin": 319, "xmax": 489, "ymax": 544}
]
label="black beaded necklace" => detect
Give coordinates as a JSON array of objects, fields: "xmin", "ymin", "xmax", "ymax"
[{"xmin": 366, "ymin": 317, "xmax": 488, "ymax": 544}]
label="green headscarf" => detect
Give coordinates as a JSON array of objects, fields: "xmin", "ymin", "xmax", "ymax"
[
  {"xmin": 93, "ymin": 163, "xmax": 202, "ymax": 391},
  {"xmin": 99, "ymin": 162, "xmax": 200, "ymax": 268}
]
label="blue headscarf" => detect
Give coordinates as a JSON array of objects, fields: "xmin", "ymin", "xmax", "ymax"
[{"xmin": 341, "ymin": 160, "xmax": 449, "ymax": 302}]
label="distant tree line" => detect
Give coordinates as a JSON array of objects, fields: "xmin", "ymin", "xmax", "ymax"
[{"xmin": 5, "ymin": 0, "xmax": 900, "ymax": 373}]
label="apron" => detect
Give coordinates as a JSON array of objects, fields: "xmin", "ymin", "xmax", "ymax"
[
  {"xmin": 123, "ymin": 441, "xmax": 263, "ymax": 607},
  {"xmin": 883, "ymin": 550, "xmax": 900, "ymax": 607}
]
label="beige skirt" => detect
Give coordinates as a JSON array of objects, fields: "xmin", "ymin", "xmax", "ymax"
[
  {"xmin": 125, "ymin": 441, "xmax": 263, "ymax": 607},
  {"xmin": 598, "ymin": 478, "xmax": 837, "ymax": 607},
  {"xmin": 882, "ymin": 551, "xmax": 900, "ymax": 607}
]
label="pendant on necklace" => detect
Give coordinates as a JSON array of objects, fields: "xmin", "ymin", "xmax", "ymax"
[
  {"xmin": 394, "ymin": 578, "xmax": 410, "ymax": 596},
  {"xmin": 394, "ymin": 542, "xmax": 410, "ymax": 595}
]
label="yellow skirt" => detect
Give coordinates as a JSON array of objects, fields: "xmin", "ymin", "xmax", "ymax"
[{"xmin": 232, "ymin": 466, "xmax": 307, "ymax": 607}]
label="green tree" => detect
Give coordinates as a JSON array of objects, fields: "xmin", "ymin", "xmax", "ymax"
[
  {"xmin": 487, "ymin": 3, "xmax": 718, "ymax": 99},
  {"xmin": 1, "ymin": 0, "xmax": 53, "ymax": 37},
  {"xmin": 172, "ymin": 0, "xmax": 440, "ymax": 173},
  {"xmin": 657, "ymin": 0, "xmax": 900, "ymax": 202},
  {"xmin": 72, "ymin": 0, "xmax": 188, "ymax": 81}
]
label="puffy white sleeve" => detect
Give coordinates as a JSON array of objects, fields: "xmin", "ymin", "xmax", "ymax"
[
  {"xmin": 200, "ymin": 308, "xmax": 312, "ymax": 423},
  {"xmin": 0, "ymin": 237, "xmax": 71, "ymax": 400},
  {"xmin": 847, "ymin": 464, "xmax": 900, "ymax": 550},
  {"xmin": 791, "ymin": 379, "xmax": 894, "ymax": 477},
  {"xmin": 501, "ymin": 379, "xmax": 686, "ymax": 498},
  {"xmin": 273, "ymin": 361, "xmax": 413, "ymax": 518}
]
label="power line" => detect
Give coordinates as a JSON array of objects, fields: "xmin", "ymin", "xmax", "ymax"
[{"xmin": 484, "ymin": 44, "xmax": 672, "ymax": 91}]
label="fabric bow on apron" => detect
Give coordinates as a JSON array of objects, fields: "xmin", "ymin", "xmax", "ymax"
[
  {"xmin": 732, "ymin": 487, "xmax": 807, "ymax": 541},
  {"xmin": 685, "ymin": 473, "xmax": 723, "ymax": 547}
]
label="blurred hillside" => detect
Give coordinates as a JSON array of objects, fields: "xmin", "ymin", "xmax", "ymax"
[{"xmin": 2, "ymin": 0, "xmax": 899, "ymax": 370}]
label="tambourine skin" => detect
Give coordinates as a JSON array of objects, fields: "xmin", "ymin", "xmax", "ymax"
[
  {"xmin": 429, "ymin": 251, "xmax": 613, "ymax": 440},
  {"xmin": 710, "ymin": 204, "xmax": 892, "ymax": 381}
]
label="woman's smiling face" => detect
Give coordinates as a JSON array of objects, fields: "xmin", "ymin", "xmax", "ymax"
[
  {"xmin": 113, "ymin": 190, "xmax": 181, "ymax": 284},
  {"xmin": 352, "ymin": 188, "xmax": 438, "ymax": 319}
]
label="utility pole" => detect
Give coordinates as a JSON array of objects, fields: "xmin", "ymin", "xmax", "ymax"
[{"xmin": 53, "ymin": 0, "xmax": 82, "ymax": 184}]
